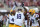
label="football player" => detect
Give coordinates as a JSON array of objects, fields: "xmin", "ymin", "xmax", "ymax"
[
  {"xmin": 23, "ymin": 7, "xmax": 29, "ymax": 27},
  {"xmin": 6, "ymin": 12, "xmax": 10, "ymax": 27},
  {"xmin": 14, "ymin": 8, "xmax": 25, "ymax": 27},
  {"xmin": 0, "ymin": 12, "xmax": 4, "ymax": 27},
  {"xmin": 8, "ymin": 10, "xmax": 15, "ymax": 27},
  {"xmin": 29, "ymin": 9, "xmax": 39, "ymax": 27}
]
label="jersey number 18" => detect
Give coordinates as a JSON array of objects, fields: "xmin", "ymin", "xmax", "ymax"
[{"xmin": 17, "ymin": 14, "xmax": 21, "ymax": 19}]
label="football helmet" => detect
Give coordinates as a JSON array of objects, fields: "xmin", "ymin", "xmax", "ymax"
[
  {"xmin": 25, "ymin": 6, "xmax": 29, "ymax": 12},
  {"xmin": 10, "ymin": 9, "xmax": 13, "ymax": 13},
  {"xmin": 29, "ymin": 9, "xmax": 35, "ymax": 15},
  {"xmin": 10, "ymin": 9, "xmax": 15, "ymax": 15}
]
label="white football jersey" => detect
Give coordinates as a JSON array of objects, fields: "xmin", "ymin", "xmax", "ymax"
[
  {"xmin": 29, "ymin": 14, "xmax": 39, "ymax": 26},
  {"xmin": 8, "ymin": 14, "xmax": 15, "ymax": 23},
  {"xmin": 28, "ymin": 13, "xmax": 39, "ymax": 20},
  {"xmin": 14, "ymin": 11, "xmax": 25, "ymax": 26}
]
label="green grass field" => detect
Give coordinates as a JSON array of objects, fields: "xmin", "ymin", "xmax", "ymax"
[{"xmin": 3, "ymin": 25, "xmax": 6, "ymax": 27}]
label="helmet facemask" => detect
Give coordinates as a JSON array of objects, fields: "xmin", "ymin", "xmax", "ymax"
[{"xmin": 18, "ymin": 9, "xmax": 22, "ymax": 12}]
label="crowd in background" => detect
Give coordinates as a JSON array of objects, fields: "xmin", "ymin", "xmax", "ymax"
[
  {"xmin": 0, "ymin": 12, "xmax": 9, "ymax": 25},
  {"xmin": 1, "ymin": 0, "xmax": 40, "ymax": 7},
  {"xmin": 0, "ymin": 0, "xmax": 40, "ymax": 25}
]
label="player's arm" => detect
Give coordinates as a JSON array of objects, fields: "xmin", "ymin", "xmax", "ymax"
[
  {"xmin": 7, "ymin": 14, "xmax": 9, "ymax": 19},
  {"xmin": 2, "ymin": 16, "xmax": 4, "ymax": 21},
  {"xmin": 23, "ymin": 7, "xmax": 29, "ymax": 25},
  {"xmin": 23, "ymin": 7, "xmax": 27, "ymax": 13},
  {"xmin": 27, "ymin": 15, "xmax": 29, "ymax": 25},
  {"xmin": 35, "ymin": 14, "xmax": 39, "ymax": 21}
]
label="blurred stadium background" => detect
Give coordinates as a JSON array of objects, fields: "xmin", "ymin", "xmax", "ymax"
[
  {"xmin": 0, "ymin": 0, "xmax": 40, "ymax": 10},
  {"xmin": 0, "ymin": 0, "xmax": 40, "ymax": 27}
]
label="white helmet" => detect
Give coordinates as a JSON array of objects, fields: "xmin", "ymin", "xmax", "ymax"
[{"xmin": 25, "ymin": 6, "xmax": 29, "ymax": 12}]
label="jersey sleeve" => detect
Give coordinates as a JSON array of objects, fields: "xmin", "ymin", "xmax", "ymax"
[
  {"xmin": 36, "ymin": 14, "xmax": 39, "ymax": 18},
  {"xmin": 34, "ymin": 14, "xmax": 39, "ymax": 18},
  {"xmin": 8, "ymin": 14, "xmax": 9, "ymax": 17},
  {"xmin": 7, "ymin": 14, "xmax": 9, "ymax": 19},
  {"xmin": 14, "ymin": 12, "xmax": 17, "ymax": 19},
  {"xmin": 12, "ymin": 5, "xmax": 16, "ymax": 10}
]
